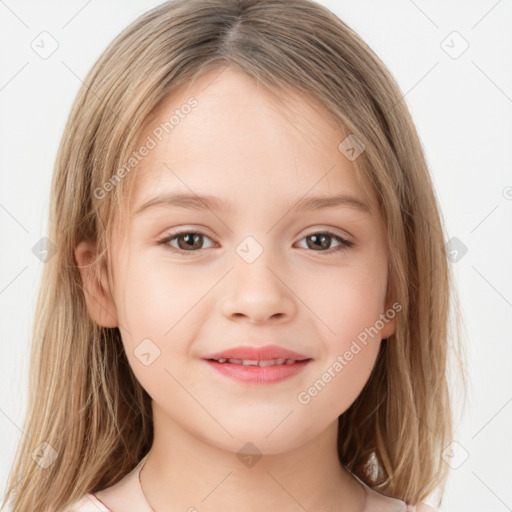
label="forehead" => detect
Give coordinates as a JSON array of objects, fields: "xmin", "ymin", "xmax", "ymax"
[{"xmin": 125, "ymin": 68, "xmax": 376, "ymax": 217}]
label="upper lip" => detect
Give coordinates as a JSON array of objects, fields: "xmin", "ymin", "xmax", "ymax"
[{"xmin": 202, "ymin": 344, "xmax": 311, "ymax": 361}]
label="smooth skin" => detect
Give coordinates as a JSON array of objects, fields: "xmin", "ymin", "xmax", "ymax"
[{"xmin": 76, "ymin": 68, "xmax": 398, "ymax": 512}]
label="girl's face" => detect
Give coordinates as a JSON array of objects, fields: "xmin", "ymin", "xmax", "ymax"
[{"xmin": 82, "ymin": 68, "xmax": 396, "ymax": 455}]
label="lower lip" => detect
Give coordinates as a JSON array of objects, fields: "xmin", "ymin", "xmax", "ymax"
[{"xmin": 203, "ymin": 359, "xmax": 312, "ymax": 384}]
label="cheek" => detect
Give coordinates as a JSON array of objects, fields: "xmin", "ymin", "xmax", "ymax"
[
  {"xmin": 298, "ymin": 339, "xmax": 380, "ymax": 417},
  {"xmin": 115, "ymin": 258, "xmax": 208, "ymax": 389},
  {"xmin": 119, "ymin": 257, "xmax": 206, "ymax": 338},
  {"xmin": 300, "ymin": 255, "xmax": 388, "ymax": 344},
  {"xmin": 294, "ymin": 261, "xmax": 386, "ymax": 411}
]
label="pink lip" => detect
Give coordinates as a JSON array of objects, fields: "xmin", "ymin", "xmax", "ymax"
[
  {"xmin": 202, "ymin": 344, "xmax": 310, "ymax": 361},
  {"xmin": 201, "ymin": 344, "xmax": 312, "ymax": 385},
  {"xmin": 204, "ymin": 359, "xmax": 311, "ymax": 384}
]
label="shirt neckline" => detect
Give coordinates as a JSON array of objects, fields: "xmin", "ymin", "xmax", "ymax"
[
  {"xmin": 91, "ymin": 454, "xmax": 151, "ymax": 512},
  {"xmin": 92, "ymin": 454, "xmax": 411, "ymax": 512}
]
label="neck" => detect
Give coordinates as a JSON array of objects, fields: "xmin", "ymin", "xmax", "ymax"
[{"xmin": 140, "ymin": 404, "xmax": 367, "ymax": 512}]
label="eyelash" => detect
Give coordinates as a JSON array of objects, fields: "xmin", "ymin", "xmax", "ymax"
[{"xmin": 156, "ymin": 229, "xmax": 354, "ymax": 256}]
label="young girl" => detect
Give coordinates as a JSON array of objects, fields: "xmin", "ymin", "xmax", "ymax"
[{"xmin": 3, "ymin": 0, "xmax": 465, "ymax": 511}]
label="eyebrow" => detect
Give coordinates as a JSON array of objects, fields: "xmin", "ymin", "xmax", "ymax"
[{"xmin": 133, "ymin": 192, "xmax": 371, "ymax": 216}]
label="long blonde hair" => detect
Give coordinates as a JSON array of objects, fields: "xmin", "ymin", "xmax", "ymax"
[{"xmin": 2, "ymin": 0, "xmax": 466, "ymax": 510}]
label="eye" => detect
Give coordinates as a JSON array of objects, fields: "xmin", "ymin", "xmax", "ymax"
[
  {"xmin": 156, "ymin": 229, "xmax": 354, "ymax": 256},
  {"xmin": 156, "ymin": 230, "xmax": 215, "ymax": 254},
  {"xmin": 295, "ymin": 230, "xmax": 354, "ymax": 254}
]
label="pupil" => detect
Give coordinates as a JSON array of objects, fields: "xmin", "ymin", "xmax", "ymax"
[
  {"xmin": 309, "ymin": 234, "xmax": 329, "ymax": 250},
  {"xmin": 179, "ymin": 233, "xmax": 201, "ymax": 250}
]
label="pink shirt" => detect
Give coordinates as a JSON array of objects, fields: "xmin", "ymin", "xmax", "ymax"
[{"xmin": 69, "ymin": 455, "xmax": 438, "ymax": 512}]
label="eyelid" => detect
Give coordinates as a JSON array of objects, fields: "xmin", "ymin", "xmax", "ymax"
[
  {"xmin": 158, "ymin": 224, "xmax": 353, "ymax": 242},
  {"xmin": 156, "ymin": 226, "xmax": 355, "ymax": 257},
  {"xmin": 296, "ymin": 225, "xmax": 354, "ymax": 243},
  {"xmin": 157, "ymin": 228, "xmax": 217, "ymax": 253}
]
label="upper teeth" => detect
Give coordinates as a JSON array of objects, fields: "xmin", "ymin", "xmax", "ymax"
[{"xmin": 214, "ymin": 358, "xmax": 298, "ymax": 366}]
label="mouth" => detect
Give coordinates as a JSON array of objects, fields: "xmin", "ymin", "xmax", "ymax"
[
  {"xmin": 206, "ymin": 357, "xmax": 309, "ymax": 366},
  {"xmin": 201, "ymin": 345, "xmax": 313, "ymax": 384},
  {"xmin": 202, "ymin": 344, "xmax": 311, "ymax": 363}
]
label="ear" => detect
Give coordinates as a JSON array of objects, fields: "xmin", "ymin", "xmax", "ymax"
[
  {"xmin": 380, "ymin": 312, "xmax": 396, "ymax": 340},
  {"xmin": 380, "ymin": 292, "xmax": 398, "ymax": 340},
  {"xmin": 75, "ymin": 240, "xmax": 118, "ymax": 328}
]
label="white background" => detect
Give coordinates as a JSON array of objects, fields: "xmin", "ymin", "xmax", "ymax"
[{"xmin": 1, "ymin": 1, "xmax": 511, "ymax": 511}]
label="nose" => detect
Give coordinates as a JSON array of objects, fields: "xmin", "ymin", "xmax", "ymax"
[{"xmin": 221, "ymin": 257, "xmax": 297, "ymax": 324}]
